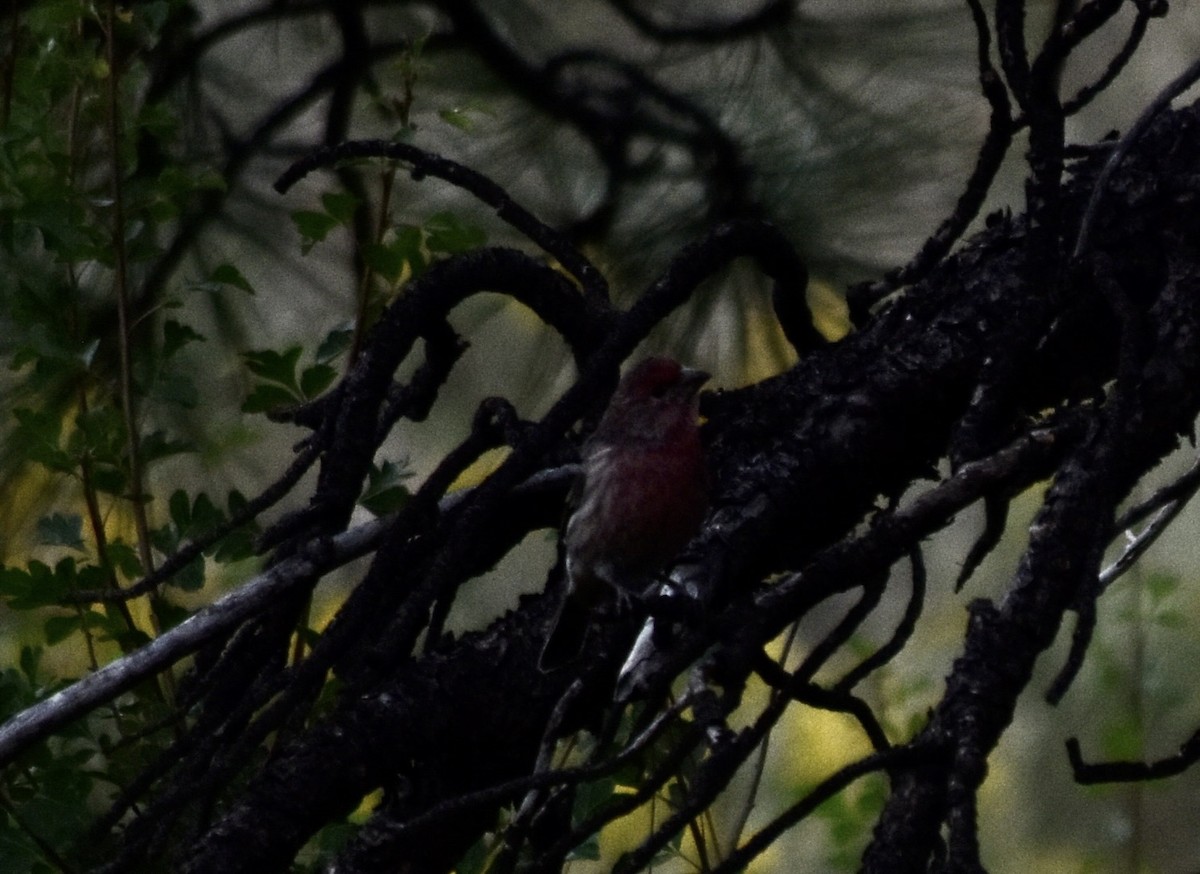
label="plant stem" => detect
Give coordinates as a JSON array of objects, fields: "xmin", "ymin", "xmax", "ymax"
[
  {"xmin": 103, "ymin": 1, "xmax": 155, "ymax": 590},
  {"xmin": 103, "ymin": 1, "xmax": 174, "ymax": 704},
  {"xmin": 349, "ymin": 166, "xmax": 397, "ymax": 366}
]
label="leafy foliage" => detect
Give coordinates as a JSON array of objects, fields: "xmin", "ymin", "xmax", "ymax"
[
  {"xmin": 1, "ymin": 2, "xmax": 1199, "ymax": 873},
  {"xmin": 0, "ymin": 5, "xmax": 485, "ymax": 868}
]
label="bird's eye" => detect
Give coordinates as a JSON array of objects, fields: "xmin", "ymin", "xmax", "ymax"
[{"xmin": 649, "ymin": 383, "xmax": 669, "ymax": 398}]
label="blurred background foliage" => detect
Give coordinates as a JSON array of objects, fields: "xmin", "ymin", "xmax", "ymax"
[{"xmin": 1, "ymin": 0, "xmax": 1199, "ymax": 870}]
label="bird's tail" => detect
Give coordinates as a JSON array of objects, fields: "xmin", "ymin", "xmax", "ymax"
[{"xmin": 538, "ymin": 592, "xmax": 591, "ymax": 672}]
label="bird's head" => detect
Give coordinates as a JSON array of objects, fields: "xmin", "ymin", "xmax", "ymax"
[{"xmin": 592, "ymin": 357, "xmax": 709, "ymax": 446}]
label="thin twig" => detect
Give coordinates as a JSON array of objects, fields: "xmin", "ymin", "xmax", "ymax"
[
  {"xmin": 850, "ymin": 0, "xmax": 1014, "ymax": 312},
  {"xmin": 1073, "ymin": 55, "xmax": 1200, "ymax": 260},
  {"xmin": 1066, "ymin": 729, "xmax": 1200, "ymax": 784},
  {"xmin": 1114, "ymin": 457, "xmax": 1200, "ymax": 532},
  {"xmin": 1099, "ymin": 471, "xmax": 1200, "ymax": 593},
  {"xmin": 724, "ymin": 621, "xmax": 800, "ymax": 852},
  {"xmin": 837, "ymin": 545, "xmax": 927, "ymax": 692},
  {"xmin": 104, "ymin": 0, "xmax": 158, "ymax": 604},
  {"xmin": 0, "ymin": 465, "xmax": 576, "ymax": 769},
  {"xmin": 368, "ymin": 694, "xmax": 693, "ymax": 855},
  {"xmin": 1061, "ymin": 6, "xmax": 1153, "ymax": 117},
  {"xmin": 64, "ymin": 441, "xmax": 322, "ymax": 603},
  {"xmin": 709, "ymin": 744, "xmax": 929, "ymax": 874},
  {"xmin": 274, "ymin": 139, "xmax": 608, "ymax": 305},
  {"xmin": 612, "ymin": 691, "xmax": 794, "ymax": 874},
  {"xmin": 511, "ymin": 678, "xmax": 586, "ymax": 828}
]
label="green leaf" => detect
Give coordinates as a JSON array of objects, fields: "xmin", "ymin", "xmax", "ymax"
[
  {"xmin": 137, "ymin": 100, "xmax": 178, "ymax": 141},
  {"xmin": 0, "ymin": 567, "xmax": 32, "ymax": 604},
  {"xmin": 169, "ymin": 489, "xmax": 191, "ymax": 531},
  {"xmin": 11, "ymin": 408, "xmax": 73, "ymax": 473},
  {"xmin": 36, "ymin": 513, "xmax": 84, "ymax": 550},
  {"xmin": 316, "ymin": 324, "xmax": 354, "ymax": 363},
  {"xmin": 1, "ymin": 559, "xmax": 74, "ymax": 609},
  {"xmin": 360, "ymin": 460, "xmax": 413, "ymax": 516},
  {"xmin": 105, "ymin": 541, "xmax": 143, "ymax": 580},
  {"xmin": 166, "ymin": 490, "xmax": 225, "ymax": 542},
  {"xmin": 299, "ymin": 809, "xmax": 359, "ymax": 869},
  {"xmin": 73, "ymin": 406, "xmax": 125, "ymax": 463},
  {"xmin": 438, "ymin": 106, "xmax": 478, "ymax": 131},
  {"xmin": 291, "ymin": 210, "xmax": 340, "ymax": 253},
  {"xmin": 213, "ymin": 527, "xmax": 256, "ymax": 564},
  {"xmin": 152, "ymin": 598, "xmax": 192, "ymax": 630},
  {"xmin": 166, "ymin": 555, "xmax": 205, "ymax": 592},
  {"xmin": 321, "ymin": 190, "xmax": 360, "ymax": 224},
  {"xmin": 189, "ymin": 492, "xmax": 224, "ymax": 537},
  {"xmin": 1154, "ymin": 609, "xmax": 1186, "ymax": 630},
  {"xmin": 241, "ymin": 383, "xmax": 300, "ymax": 414},
  {"xmin": 209, "ymin": 263, "xmax": 255, "ymax": 295},
  {"xmin": 814, "ymin": 775, "xmax": 886, "ymax": 872},
  {"xmin": 90, "ymin": 466, "xmax": 127, "ymax": 496},
  {"xmin": 424, "ymin": 211, "xmax": 486, "ymax": 254},
  {"xmin": 76, "ymin": 564, "xmax": 110, "ymax": 593},
  {"xmin": 212, "ymin": 491, "xmax": 259, "ymax": 563},
  {"xmin": 227, "ymin": 490, "xmax": 249, "ymax": 516},
  {"xmin": 44, "ymin": 613, "xmax": 83, "ymax": 645},
  {"xmin": 362, "ymin": 240, "xmax": 407, "ymax": 283},
  {"xmin": 18, "ymin": 647, "xmax": 43, "ymax": 685},
  {"xmin": 25, "ymin": 0, "xmax": 85, "ymax": 30},
  {"xmin": 96, "ymin": 608, "xmax": 136, "ymax": 646},
  {"xmin": 105, "ymin": 623, "xmax": 152, "ymax": 650},
  {"xmin": 393, "ymin": 224, "xmax": 427, "ymax": 275},
  {"xmin": 300, "ymin": 363, "xmax": 337, "ymax": 399},
  {"xmin": 454, "ymin": 834, "xmax": 492, "ymax": 874},
  {"xmin": 437, "ymin": 100, "xmax": 493, "ymax": 133},
  {"xmin": 244, "ymin": 347, "xmax": 303, "ymax": 393},
  {"xmin": 44, "ymin": 558, "xmax": 77, "ymax": 606},
  {"xmin": 1101, "ymin": 712, "xmax": 1144, "ymax": 760},
  {"xmin": 163, "ymin": 319, "xmax": 205, "ymax": 357},
  {"xmin": 1145, "ymin": 572, "xmax": 1178, "ymax": 604},
  {"xmin": 243, "ymin": 346, "xmax": 306, "ymax": 413},
  {"xmin": 190, "ymin": 167, "xmax": 228, "ymax": 193}
]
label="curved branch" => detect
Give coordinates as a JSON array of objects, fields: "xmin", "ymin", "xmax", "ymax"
[
  {"xmin": 275, "ymin": 139, "xmax": 609, "ymax": 304},
  {"xmin": 1061, "ymin": 4, "xmax": 1156, "ymax": 117},
  {"xmin": 1073, "ymin": 54, "xmax": 1200, "ymax": 259},
  {"xmin": 1066, "ymin": 730, "xmax": 1200, "ymax": 784},
  {"xmin": 64, "ymin": 441, "xmax": 320, "ymax": 604},
  {"xmin": 710, "ymin": 744, "xmax": 930, "ymax": 874},
  {"xmin": 850, "ymin": 0, "xmax": 1014, "ymax": 314}
]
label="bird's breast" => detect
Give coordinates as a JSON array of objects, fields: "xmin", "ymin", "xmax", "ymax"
[{"xmin": 566, "ymin": 443, "xmax": 707, "ymax": 581}]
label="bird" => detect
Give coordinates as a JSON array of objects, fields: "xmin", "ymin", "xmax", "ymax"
[{"xmin": 538, "ymin": 357, "xmax": 710, "ymax": 671}]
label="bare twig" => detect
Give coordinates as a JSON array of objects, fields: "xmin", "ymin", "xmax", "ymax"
[
  {"xmin": 274, "ymin": 139, "xmax": 609, "ymax": 305},
  {"xmin": 1073, "ymin": 55, "xmax": 1200, "ymax": 260},
  {"xmin": 709, "ymin": 744, "xmax": 930, "ymax": 874},
  {"xmin": 1100, "ymin": 480, "xmax": 1197, "ymax": 592},
  {"xmin": 1066, "ymin": 730, "xmax": 1200, "ymax": 784},
  {"xmin": 0, "ymin": 466, "xmax": 577, "ymax": 770},
  {"xmin": 64, "ymin": 441, "xmax": 321, "ymax": 604}
]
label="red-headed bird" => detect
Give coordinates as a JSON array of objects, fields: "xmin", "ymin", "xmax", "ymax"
[{"xmin": 539, "ymin": 357, "xmax": 709, "ymax": 671}]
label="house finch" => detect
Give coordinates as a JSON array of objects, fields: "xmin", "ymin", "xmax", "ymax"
[{"xmin": 539, "ymin": 357, "xmax": 710, "ymax": 671}]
